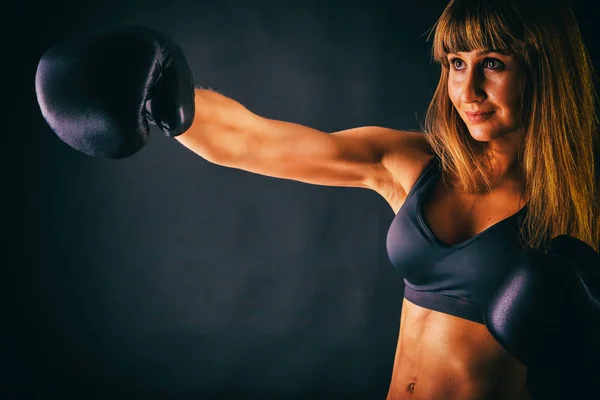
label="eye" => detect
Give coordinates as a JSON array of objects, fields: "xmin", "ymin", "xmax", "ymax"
[
  {"xmin": 449, "ymin": 57, "xmax": 465, "ymax": 70},
  {"xmin": 483, "ymin": 58, "xmax": 505, "ymax": 70}
]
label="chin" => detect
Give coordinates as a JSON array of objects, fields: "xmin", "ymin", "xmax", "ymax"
[
  {"xmin": 464, "ymin": 122, "xmax": 520, "ymax": 143},
  {"xmin": 468, "ymin": 129, "xmax": 497, "ymax": 142}
]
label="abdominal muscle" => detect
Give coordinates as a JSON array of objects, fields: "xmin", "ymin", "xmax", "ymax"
[{"xmin": 386, "ymin": 298, "xmax": 531, "ymax": 400}]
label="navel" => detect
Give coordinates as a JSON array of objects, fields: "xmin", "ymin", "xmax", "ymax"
[{"xmin": 407, "ymin": 382, "xmax": 416, "ymax": 393}]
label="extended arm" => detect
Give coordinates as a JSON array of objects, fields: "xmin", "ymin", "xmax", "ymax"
[{"xmin": 176, "ymin": 88, "xmax": 423, "ymax": 189}]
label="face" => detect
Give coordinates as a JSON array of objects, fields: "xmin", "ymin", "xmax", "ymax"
[{"xmin": 447, "ymin": 49, "xmax": 523, "ymax": 143}]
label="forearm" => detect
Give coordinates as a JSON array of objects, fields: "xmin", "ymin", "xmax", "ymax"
[
  {"xmin": 174, "ymin": 89, "xmax": 343, "ymax": 176},
  {"xmin": 175, "ymin": 88, "xmax": 259, "ymax": 164}
]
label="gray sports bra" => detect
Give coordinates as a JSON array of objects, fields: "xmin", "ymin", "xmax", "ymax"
[{"xmin": 386, "ymin": 156, "xmax": 528, "ymax": 324}]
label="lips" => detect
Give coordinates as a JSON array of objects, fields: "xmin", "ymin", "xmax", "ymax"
[{"xmin": 465, "ymin": 111, "xmax": 495, "ymax": 123}]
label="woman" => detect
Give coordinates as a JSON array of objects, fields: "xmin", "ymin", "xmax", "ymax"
[
  {"xmin": 175, "ymin": 1, "xmax": 599, "ymax": 398},
  {"xmin": 35, "ymin": 0, "xmax": 599, "ymax": 398}
]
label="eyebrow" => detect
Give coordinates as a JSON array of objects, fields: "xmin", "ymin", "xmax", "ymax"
[{"xmin": 447, "ymin": 49, "xmax": 510, "ymax": 56}]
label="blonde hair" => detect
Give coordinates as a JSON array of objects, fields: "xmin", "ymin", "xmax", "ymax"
[{"xmin": 424, "ymin": 0, "xmax": 600, "ymax": 252}]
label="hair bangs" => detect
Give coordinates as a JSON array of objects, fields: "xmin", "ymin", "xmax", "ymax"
[{"xmin": 431, "ymin": 0, "xmax": 525, "ymax": 65}]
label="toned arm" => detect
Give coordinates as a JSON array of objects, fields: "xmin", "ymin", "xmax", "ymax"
[{"xmin": 175, "ymin": 89, "xmax": 431, "ymax": 202}]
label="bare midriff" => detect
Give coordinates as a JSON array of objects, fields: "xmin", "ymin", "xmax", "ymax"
[{"xmin": 386, "ymin": 298, "xmax": 532, "ymax": 400}]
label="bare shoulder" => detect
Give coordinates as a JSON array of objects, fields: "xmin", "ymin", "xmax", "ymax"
[{"xmin": 332, "ymin": 127, "xmax": 434, "ymax": 212}]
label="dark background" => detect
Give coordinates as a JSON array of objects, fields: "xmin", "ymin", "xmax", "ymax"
[{"xmin": 8, "ymin": 0, "xmax": 598, "ymax": 398}]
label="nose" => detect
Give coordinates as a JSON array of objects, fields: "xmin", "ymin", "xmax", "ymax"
[{"xmin": 460, "ymin": 67, "xmax": 486, "ymax": 104}]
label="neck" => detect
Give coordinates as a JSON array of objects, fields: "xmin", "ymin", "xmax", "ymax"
[{"xmin": 480, "ymin": 129, "xmax": 524, "ymax": 187}]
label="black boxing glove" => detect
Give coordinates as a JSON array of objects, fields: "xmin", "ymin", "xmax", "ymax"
[
  {"xmin": 35, "ymin": 25, "xmax": 195, "ymax": 159},
  {"xmin": 484, "ymin": 235, "xmax": 600, "ymax": 399}
]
